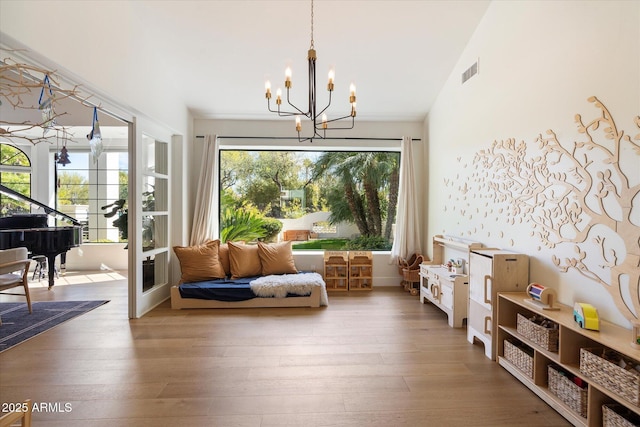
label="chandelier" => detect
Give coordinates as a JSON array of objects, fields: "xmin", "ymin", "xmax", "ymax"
[{"xmin": 264, "ymin": 0, "xmax": 357, "ymax": 142}]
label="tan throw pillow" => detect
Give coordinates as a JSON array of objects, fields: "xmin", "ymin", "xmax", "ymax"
[
  {"xmin": 228, "ymin": 241, "xmax": 262, "ymax": 279},
  {"xmin": 258, "ymin": 241, "xmax": 298, "ymax": 275},
  {"xmin": 173, "ymin": 240, "xmax": 226, "ymax": 283},
  {"xmin": 219, "ymin": 243, "xmax": 230, "ymax": 277}
]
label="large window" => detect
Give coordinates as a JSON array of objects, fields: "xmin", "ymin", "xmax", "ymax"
[
  {"xmin": 0, "ymin": 143, "xmax": 31, "ymax": 214},
  {"xmin": 219, "ymin": 149, "xmax": 400, "ymax": 251},
  {"xmin": 54, "ymin": 150, "xmax": 128, "ymax": 243}
]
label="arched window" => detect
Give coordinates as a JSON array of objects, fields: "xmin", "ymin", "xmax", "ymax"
[{"xmin": 0, "ymin": 143, "xmax": 32, "ymax": 214}]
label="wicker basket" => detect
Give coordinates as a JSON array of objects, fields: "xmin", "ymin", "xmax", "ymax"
[
  {"xmin": 402, "ymin": 268, "xmax": 420, "ymax": 284},
  {"xmin": 398, "ymin": 253, "xmax": 420, "ymax": 275},
  {"xmin": 580, "ymin": 348, "xmax": 640, "ymax": 405},
  {"xmin": 516, "ymin": 313, "xmax": 559, "ymax": 352},
  {"xmin": 603, "ymin": 404, "xmax": 640, "ymax": 427},
  {"xmin": 504, "ymin": 339, "xmax": 533, "ymax": 378},
  {"xmin": 397, "ymin": 255, "xmax": 410, "ymax": 275},
  {"xmin": 548, "ymin": 365, "xmax": 588, "ymax": 418}
]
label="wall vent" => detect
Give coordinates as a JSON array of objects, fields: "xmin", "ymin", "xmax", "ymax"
[{"xmin": 462, "ymin": 60, "xmax": 479, "ymax": 84}]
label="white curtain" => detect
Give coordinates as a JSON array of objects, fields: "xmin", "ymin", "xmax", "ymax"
[
  {"xmin": 189, "ymin": 135, "xmax": 219, "ymax": 246},
  {"xmin": 390, "ymin": 136, "xmax": 422, "ymax": 263}
]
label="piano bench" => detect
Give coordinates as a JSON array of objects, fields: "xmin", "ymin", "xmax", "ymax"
[{"xmin": 32, "ymin": 255, "xmax": 58, "ymax": 281}]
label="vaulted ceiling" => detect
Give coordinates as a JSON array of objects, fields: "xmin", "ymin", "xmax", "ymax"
[
  {"xmin": 1, "ymin": 1, "xmax": 490, "ymax": 127},
  {"xmin": 151, "ymin": 0, "xmax": 490, "ymax": 122}
]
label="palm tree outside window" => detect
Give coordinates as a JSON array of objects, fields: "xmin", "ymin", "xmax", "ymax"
[{"xmin": 219, "ymin": 149, "xmax": 400, "ymax": 251}]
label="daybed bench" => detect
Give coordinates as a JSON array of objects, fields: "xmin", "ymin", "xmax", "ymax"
[
  {"xmin": 170, "ymin": 240, "xmax": 328, "ymax": 309},
  {"xmin": 171, "ymin": 272, "xmax": 326, "ymax": 309}
]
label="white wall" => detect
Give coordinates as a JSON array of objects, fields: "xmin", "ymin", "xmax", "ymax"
[
  {"xmin": 0, "ymin": 1, "xmax": 189, "ymax": 136},
  {"xmin": 279, "ymin": 212, "xmax": 360, "ymax": 240},
  {"xmin": 66, "ymin": 244, "xmax": 128, "ymax": 271},
  {"xmin": 426, "ymin": 1, "xmax": 640, "ymax": 327}
]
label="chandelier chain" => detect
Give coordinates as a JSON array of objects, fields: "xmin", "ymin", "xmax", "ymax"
[
  {"xmin": 310, "ymin": 0, "xmax": 314, "ymax": 49},
  {"xmin": 264, "ymin": 0, "xmax": 356, "ymax": 142}
]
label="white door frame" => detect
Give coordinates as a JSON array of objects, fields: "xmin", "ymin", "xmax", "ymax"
[{"xmin": 128, "ymin": 116, "xmax": 174, "ymax": 318}]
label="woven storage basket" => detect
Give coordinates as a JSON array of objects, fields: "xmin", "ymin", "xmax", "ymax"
[
  {"xmin": 516, "ymin": 313, "xmax": 559, "ymax": 352},
  {"xmin": 580, "ymin": 348, "xmax": 640, "ymax": 405},
  {"xmin": 402, "ymin": 268, "xmax": 420, "ymax": 283},
  {"xmin": 504, "ymin": 339, "xmax": 533, "ymax": 378},
  {"xmin": 603, "ymin": 404, "xmax": 640, "ymax": 427},
  {"xmin": 398, "ymin": 254, "xmax": 421, "ymax": 275},
  {"xmin": 548, "ymin": 365, "xmax": 587, "ymax": 418}
]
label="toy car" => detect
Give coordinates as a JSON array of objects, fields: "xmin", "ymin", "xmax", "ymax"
[{"xmin": 573, "ymin": 302, "xmax": 599, "ymax": 331}]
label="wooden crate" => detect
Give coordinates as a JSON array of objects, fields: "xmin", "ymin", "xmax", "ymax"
[
  {"xmin": 323, "ymin": 251, "xmax": 348, "ymax": 291},
  {"xmin": 348, "ymin": 251, "xmax": 373, "ymax": 291},
  {"xmin": 283, "ymin": 229, "xmax": 310, "ymax": 241}
]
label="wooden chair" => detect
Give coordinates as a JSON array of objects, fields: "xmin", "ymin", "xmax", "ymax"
[
  {"xmin": 0, "ymin": 399, "xmax": 32, "ymax": 427},
  {"xmin": 0, "ymin": 248, "xmax": 32, "ymax": 317}
]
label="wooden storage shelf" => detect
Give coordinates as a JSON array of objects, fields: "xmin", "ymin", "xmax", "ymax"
[
  {"xmin": 323, "ymin": 251, "xmax": 373, "ymax": 292},
  {"xmin": 497, "ymin": 292, "xmax": 640, "ymax": 427},
  {"xmin": 348, "ymin": 251, "xmax": 373, "ymax": 291},
  {"xmin": 323, "ymin": 251, "xmax": 348, "ymax": 291}
]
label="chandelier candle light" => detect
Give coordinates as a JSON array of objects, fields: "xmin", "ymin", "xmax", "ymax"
[{"xmin": 264, "ymin": 0, "xmax": 357, "ymax": 142}]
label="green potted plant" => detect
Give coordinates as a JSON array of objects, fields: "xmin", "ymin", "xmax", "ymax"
[
  {"xmin": 102, "ymin": 186, "xmax": 155, "ymax": 246},
  {"xmin": 102, "ymin": 199, "xmax": 128, "ymax": 240}
]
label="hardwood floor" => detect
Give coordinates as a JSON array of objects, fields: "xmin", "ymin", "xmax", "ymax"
[{"xmin": 0, "ymin": 274, "xmax": 569, "ymax": 426}]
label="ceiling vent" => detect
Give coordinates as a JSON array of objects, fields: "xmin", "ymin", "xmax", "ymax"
[{"xmin": 462, "ymin": 59, "xmax": 479, "ymax": 84}]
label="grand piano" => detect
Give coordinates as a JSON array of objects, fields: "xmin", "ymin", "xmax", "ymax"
[{"xmin": 0, "ymin": 185, "xmax": 83, "ymax": 289}]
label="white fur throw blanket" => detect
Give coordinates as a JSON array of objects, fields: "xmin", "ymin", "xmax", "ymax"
[{"xmin": 250, "ymin": 272, "xmax": 329, "ymax": 306}]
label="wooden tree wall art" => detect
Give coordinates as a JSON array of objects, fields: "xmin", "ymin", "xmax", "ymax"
[
  {"xmin": 444, "ymin": 97, "xmax": 640, "ymax": 322},
  {"xmin": 1, "ymin": 50, "xmax": 82, "ymax": 144}
]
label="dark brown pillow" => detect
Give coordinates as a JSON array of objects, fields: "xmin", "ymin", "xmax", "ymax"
[
  {"xmin": 258, "ymin": 241, "xmax": 298, "ymax": 275},
  {"xmin": 173, "ymin": 240, "xmax": 226, "ymax": 283}
]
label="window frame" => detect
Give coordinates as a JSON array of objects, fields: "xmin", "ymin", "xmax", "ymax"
[
  {"xmin": 0, "ymin": 143, "xmax": 32, "ymax": 214},
  {"xmin": 217, "ymin": 145, "xmax": 401, "ymax": 251},
  {"xmin": 50, "ymin": 148, "xmax": 128, "ymax": 243}
]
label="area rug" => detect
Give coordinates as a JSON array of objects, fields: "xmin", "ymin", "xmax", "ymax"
[{"xmin": 0, "ymin": 300, "xmax": 109, "ymax": 353}]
